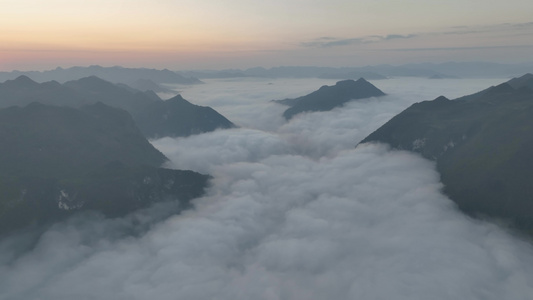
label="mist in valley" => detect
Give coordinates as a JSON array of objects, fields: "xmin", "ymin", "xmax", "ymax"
[{"xmin": 2, "ymin": 77, "xmax": 533, "ymax": 299}]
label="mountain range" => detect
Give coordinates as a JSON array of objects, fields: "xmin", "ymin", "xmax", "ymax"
[
  {"xmin": 0, "ymin": 65, "xmax": 203, "ymax": 85},
  {"xmin": 0, "ymin": 74, "xmax": 237, "ymax": 235},
  {"xmin": 360, "ymin": 73, "xmax": 533, "ymax": 234},
  {"xmin": 0, "ymin": 75, "xmax": 235, "ymax": 138}
]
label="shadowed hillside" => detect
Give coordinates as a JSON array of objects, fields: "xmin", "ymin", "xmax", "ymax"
[
  {"xmin": 360, "ymin": 74, "xmax": 533, "ymax": 234},
  {"xmin": 0, "ymin": 102, "xmax": 209, "ymax": 235}
]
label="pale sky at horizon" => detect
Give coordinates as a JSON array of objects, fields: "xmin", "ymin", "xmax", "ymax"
[{"xmin": 1, "ymin": 0, "xmax": 532, "ymax": 71}]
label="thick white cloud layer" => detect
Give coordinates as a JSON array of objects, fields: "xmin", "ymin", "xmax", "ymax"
[{"xmin": 2, "ymin": 77, "xmax": 531, "ymax": 300}]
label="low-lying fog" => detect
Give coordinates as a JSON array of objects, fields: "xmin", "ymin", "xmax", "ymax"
[{"xmin": 3, "ymin": 77, "xmax": 532, "ymax": 300}]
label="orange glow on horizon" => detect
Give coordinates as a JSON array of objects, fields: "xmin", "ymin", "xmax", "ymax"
[{"xmin": 1, "ymin": 0, "xmax": 532, "ymax": 71}]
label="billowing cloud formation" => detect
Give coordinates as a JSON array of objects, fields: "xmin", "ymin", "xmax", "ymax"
[{"xmin": 1, "ymin": 77, "xmax": 531, "ymax": 300}]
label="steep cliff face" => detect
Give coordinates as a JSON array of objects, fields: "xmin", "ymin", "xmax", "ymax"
[
  {"xmin": 360, "ymin": 74, "xmax": 533, "ymax": 233},
  {"xmin": 0, "ymin": 102, "xmax": 209, "ymax": 235}
]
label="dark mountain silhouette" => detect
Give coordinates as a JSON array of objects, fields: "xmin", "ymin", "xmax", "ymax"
[
  {"xmin": 0, "ymin": 76, "xmax": 235, "ymax": 138},
  {"xmin": 0, "ymin": 102, "xmax": 209, "ymax": 235},
  {"xmin": 276, "ymin": 79, "xmax": 386, "ymax": 120},
  {"xmin": 134, "ymin": 94, "xmax": 236, "ymax": 139},
  {"xmin": 360, "ymin": 74, "xmax": 533, "ymax": 234}
]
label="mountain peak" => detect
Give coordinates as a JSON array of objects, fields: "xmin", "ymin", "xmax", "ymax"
[
  {"xmin": 64, "ymin": 76, "xmax": 115, "ymax": 90},
  {"xmin": 334, "ymin": 78, "xmax": 371, "ymax": 87},
  {"xmin": 281, "ymin": 79, "xmax": 386, "ymax": 119},
  {"xmin": 434, "ymin": 95, "xmax": 450, "ymax": 102},
  {"xmin": 336, "ymin": 79, "xmax": 357, "ymax": 85},
  {"xmin": 168, "ymin": 94, "xmax": 187, "ymax": 102},
  {"xmin": 77, "ymin": 75, "xmax": 110, "ymax": 84},
  {"xmin": 5, "ymin": 75, "xmax": 39, "ymax": 87}
]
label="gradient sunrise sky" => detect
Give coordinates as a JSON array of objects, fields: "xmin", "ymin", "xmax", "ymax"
[{"xmin": 1, "ymin": 0, "xmax": 533, "ymax": 71}]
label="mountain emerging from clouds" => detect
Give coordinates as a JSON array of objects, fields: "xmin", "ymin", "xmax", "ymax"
[
  {"xmin": 275, "ymin": 78, "xmax": 386, "ymax": 120},
  {"xmin": 0, "ymin": 75, "xmax": 235, "ymax": 138},
  {"xmin": 0, "ymin": 102, "xmax": 209, "ymax": 235},
  {"xmin": 134, "ymin": 94, "xmax": 236, "ymax": 139},
  {"xmin": 360, "ymin": 74, "xmax": 533, "ymax": 234}
]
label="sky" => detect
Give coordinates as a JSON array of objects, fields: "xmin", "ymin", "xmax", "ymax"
[{"xmin": 1, "ymin": 0, "xmax": 533, "ymax": 71}]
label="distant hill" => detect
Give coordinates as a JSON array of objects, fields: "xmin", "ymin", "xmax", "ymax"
[
  {"xmin": 360, "ymin": 74, "xmax": 533, "ymax": 234},
  {"xmin": 275, "ymin": 78, "xmax": 386, "ymax": 120},
  {"xmin": 0, "ymin": 102, "xmax": 209, "ymax": 235},
  {"xmin": 0, "ymin": 65, "xmax": 203, "ymax": 85},
  {"xmin": 0, "ymin": 75, "xmax": 235, "ymax": 138}
]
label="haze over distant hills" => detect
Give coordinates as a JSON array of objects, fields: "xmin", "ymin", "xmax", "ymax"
[
  {"xmin": 361, "ymin": 74, "xmax": 533, "ymax": 234},
  {"xmin": 0, "ymin": 65, "xmax": 203, "ymax": 85},
  {"xmin": 182, "ymin": 62, "xmax": 533, "ymax": 79}
]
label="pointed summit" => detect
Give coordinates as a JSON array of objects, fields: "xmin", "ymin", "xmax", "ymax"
[
  {"xmin": 3, "ymin": 75, "xmax": 39, "ymax": 88},
  {"xmin": 66, "ymin": 75, "xmax": 115, "ymax": 89},
  {"xmin": 434, "ymin": 95, "xmax": 450, "ymax": 102},
  {"xmin": 279, "ymin": 78, "xmax": 386, "ymax": 120}
]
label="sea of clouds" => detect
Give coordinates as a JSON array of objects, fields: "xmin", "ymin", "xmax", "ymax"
[{"xmin": 2, "ymin": 77, "xmax": 533, "ymax": 300}]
